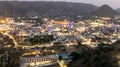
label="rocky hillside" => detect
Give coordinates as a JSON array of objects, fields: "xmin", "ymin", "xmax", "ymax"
[
  {"xmin": 92, "ymin": 5, "xmax": 119, "ymax": 17},
  {"xmin": 116, "ymin": 8, "xmax": 120, "ymax": 14},
  {"xmin": 0, "ymin": 1, "xmax": 98, "ymax": 17}
]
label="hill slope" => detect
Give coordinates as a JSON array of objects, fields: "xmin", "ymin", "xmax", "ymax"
[
  {"xmin": 0, "ymin": 1, "xmax": 98, "ymax": 17},
  {"xmin": 92, "ymin": 5, "xmax": 119, "ymax": 17},
  {"xmin": 116, "ymin": 8, "xmax": 120, "ymax": 14}
]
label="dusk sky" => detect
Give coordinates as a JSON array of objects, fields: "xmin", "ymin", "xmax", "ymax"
[{"xmin": 2, "ymin": 0, "xmax": 120, "ymax": 9}]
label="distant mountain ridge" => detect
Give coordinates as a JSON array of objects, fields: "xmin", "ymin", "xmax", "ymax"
[
  {"xmin": 92, "ymin": 5, "xmax": 119, "ymax": 17},
  {"xmin": 0, "ymin": 1, "xmax": 119, "ymax": 17},
  {"xmin": 0, "ymin": 1, "xmax": 98, "ymax": 17},
  {"xmin": 116, "ymin": 8, "xmax": 120, "ymax": 14}
]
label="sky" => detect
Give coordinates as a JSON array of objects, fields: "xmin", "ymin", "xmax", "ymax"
[{"xmin": 1, "ymin": 0, "xmax": 120, "ymax": 9}]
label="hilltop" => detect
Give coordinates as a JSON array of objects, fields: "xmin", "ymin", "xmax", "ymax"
[{"xmin": 92, "ymin": 5, "xmax": 119, "ymax": 17}]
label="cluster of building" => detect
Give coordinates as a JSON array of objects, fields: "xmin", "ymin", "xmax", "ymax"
[{"xmin": 0, "ymin": 16, "xmax": 120, "ymax": 67}]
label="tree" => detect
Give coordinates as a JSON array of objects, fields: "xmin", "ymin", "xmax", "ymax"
[{"xmin": 68, "ymin": 44, "xmax": 119, "ymax": 67}]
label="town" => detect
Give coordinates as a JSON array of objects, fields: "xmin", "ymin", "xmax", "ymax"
[{"xmin": 0, "ymin": 15, "xmax": 120, "ymax": 67}]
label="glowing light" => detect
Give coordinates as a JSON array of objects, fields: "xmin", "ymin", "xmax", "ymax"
[
  {"xmin": 67, "ymin": 20, "xmax": 71, "ymax": 28},
  {"xmin": 44, "ymin": 18, "xmax": 48, "ymax": 21},
  {"xmin": 52, "ymin": 50, "xmax": 55, "ymax": 53},
  {"xmin": 1, "ymin": 32, "xmax": 18, "ymax": 47},
  {"xmin": 108, "ymin": 23, "xmax": 115, "ymax": 28},
  {"xmin": 32, "ymin": 51, "xmax": 36, "ymax": 55},
  {"xmin": 30, "ymin": 63, "xmax": 35, "ymax": 66},
  {"xmin": 0, "ymin": 20, "xmax": 5, "ymax": 23},
  {"xmin": 46, "ymin": 27, "xmax": 51, "ymax": 32},
  {"xmin": 57, "ymin": 60, "xmax": 67, "ymax": 67}
]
